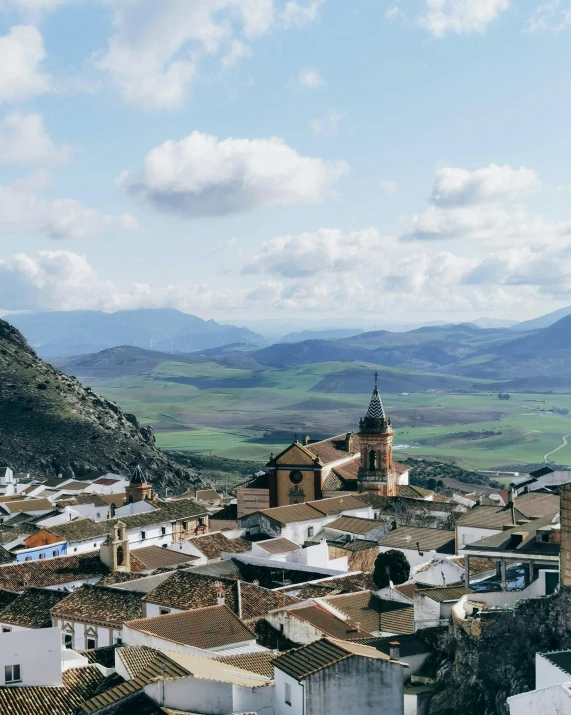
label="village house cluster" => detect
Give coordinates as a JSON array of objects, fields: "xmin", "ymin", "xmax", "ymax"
[{"xmin": 0, "ymin": 381, "xmax": 568, "ymax": 714}]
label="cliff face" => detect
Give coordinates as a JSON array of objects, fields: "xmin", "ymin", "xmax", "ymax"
[
  {"xmin": 428, "ymin": 590, "xmax": 571, "ymax": 715},
  {"xmin": 0, "ymin": 318, "xmax": 200, "ymax": 490}
]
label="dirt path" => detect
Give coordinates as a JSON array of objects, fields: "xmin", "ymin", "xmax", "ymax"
[{"xmin": 544, "ymin": 434, "xmax": 571, "ymax": 463}]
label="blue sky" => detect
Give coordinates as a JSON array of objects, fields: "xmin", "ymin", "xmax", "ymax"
[{"xmin": 0, "ymin": 0, "xmax": 571, "ymax": 326}]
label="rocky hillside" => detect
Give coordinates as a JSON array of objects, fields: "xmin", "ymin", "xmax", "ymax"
[{"xmin": 0, "ymin": 318, "xmax": 200, "ymax": 491}]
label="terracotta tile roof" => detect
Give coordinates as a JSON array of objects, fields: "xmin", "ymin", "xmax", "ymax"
[
  {"xmin": 186, "ymin": 532, "xmax": 250, "ymax": 560},
  {"xmin": 116, "ymin": 646, "xmax": 191, "ymax": 680},
  {"xmin": 308, "ymin": 495, "xmax": 369, "ymax": 515},
  {"xmin": 463, "ymin": 513, "xmax": 560, "ymax": 557},
  {"xmin": 357, "ymin": 493, "xmax": 455, "ymax": 514},
  {"xmin": 210, "ymin": 503, "xmax": 238, "ymax": 521},
  {"xmin": 255, "ymin": 537, "xmax": 299, "ymax": 554},
  {"xmin": 52, "ymin": 584, "xmax": 144, "ymax": 626},
  {"xmin": 55, "ymin": 494, "xmax": 109, "ymax": 508},
  {"xmin": 355, "ymin": 634, "xmax": 431, "ymax": 657},
  {"xmin": 125, "ymin": 604, "xmax": 255, "ymax": 650},
  {"xmin": 397, "ymin": 485, "xmax": 436, "ymax": 500},
  {"xmin": 0, "ymin": 589, "xmax": 19, "ymax": 611},
  {"xmin": 379, "ymin": 526, "xmax": 455, "ymax": 553},
  {"xmin": 304, "ymin": 435, "xmax": 355, "ymax": 465},
  {"xmin": 394, "ymin": 583, "xmax": 418, "ymax": 600},
  {"xmin": 238, "ymin": 473, "xmax": 270, "ymax": 490},
  {"xmin": 0, "ymin": 551, "xmax": 109, "ymax": 592},
  {"xmin": 0, "ymin": 546, "xmax": 15, "ymax": 564},
  {"xmin": 450, "ymin": 557, "xmax": 496, "ymax": 575},
  {"xmin": 0, "ymin": 665, "xmax": 105, "ymax": 715},
  {"xmin": 144, "ymin": 570, "xmax": 300, "ymax": 620},
  {"xmin": 327, "ymin": 515, "xmax": 382, "ymax": 535},
  {"xmin": 214, "ymin": 651, "xmax": 276, "ymax": 678},
  {"xmin": 324, "ymin": 591, "xmax": 415, "ymax": 635},
  {"xmin": 456, "ymin": 505, "xmax": 525, "ymax": 529},
  {"xmin": 128, "ymin": 545, "xmax": 197, "ymax": 570},
  {"xmin": 80, "ymin": 645, "xmax": 117, "ymax": 668},
  {"xmin": 272, "ymin": 638, "xmax": 389, "ymax": 681},
  {"xmin": 0, "ymin": 587, "xmax": 68, "ymax": 628},
  {"xmin": 80, "ymin": 692, "xmax": 164, "ymax": 715},
  {"xmin": 330, "ymin": 460, "xmax": 360, "ymax": 482},
  {"xmin": 257, "ymin": 503, "xmax": 323, "ymax": 525},
  {"xmin": 512, "ymin": 492, "xmax": 560, "ymax": 518},
  {"xmin": 291, "ymin": 573, "xmax": 377, "ymax": 599},
  {"xmin": 97, "ymin": 493, "xmax": 126, "ymax": 506},
  {"xmin": 48, "ymin": 499, "xmax": 208, "ymax": 542},
  {"xmin": 393, "ymin": 462, "xmax": 409, "ymax": 476},
  {"xmin": 285, "ymin": 604, "xmax": 373, "ymax": 640},
  {"xmin": 416, "ymin": 585, "xmax": 473, "ymax": 603},
  {"xmin": 92, "ymin": 478, "xmax": 122, "ymax": 486},
  {"xmin": 253, "ymin": 619, "xmax": 301, "ymax": 651},
  {"xmin": 2, "ymin": 498, "xmax": 54, "ymax": 514},
  {"xmin": 97, "ymin": 571, "xmax": 150, "ymax": 586}
]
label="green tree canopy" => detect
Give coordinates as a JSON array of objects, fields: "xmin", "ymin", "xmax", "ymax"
[{"xmin": 373, "ymin": 549, "xmax": 411, "ymax": 589}]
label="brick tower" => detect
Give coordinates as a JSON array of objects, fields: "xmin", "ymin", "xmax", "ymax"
[
  {"xmin": 357, "ymin": 373, "xmax": 397, "ymax": 496},
  {"xmin": 125, "ymin": 464, "xmax": 154, "ymax": 504}
]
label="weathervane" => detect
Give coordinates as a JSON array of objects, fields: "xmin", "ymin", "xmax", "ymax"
[{"xmin": 374, "ymin": 371, "xmax": 378, "ymax": 388}]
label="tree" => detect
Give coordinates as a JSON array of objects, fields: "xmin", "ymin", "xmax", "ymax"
[
  {"xmin": 426, "ymin": 477, "xmax": 437, "ymax": 491},
  {"xmin": 436, "ymin": 479, "xmax": 444, "ymax": 489},
  {"xmin": 373, "ymin": 549, "xmax": 411, "ymax": 589}
]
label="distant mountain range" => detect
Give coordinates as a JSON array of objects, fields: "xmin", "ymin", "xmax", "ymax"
[{"xmin": 7, "ymin": 309, "xmax": 264, "ymax": 357}]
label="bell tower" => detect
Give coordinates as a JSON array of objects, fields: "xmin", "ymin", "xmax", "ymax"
[
  {"xmin": 125, "ymin": 465, "xmax": 154, "ymax": 504},
  {"xmin": 357, "ymin": 373, "xmax": 397, "ymax": 496},
  {"xmin": 100, "ymin": 520, "xmax": 130, "ymax": 572}
]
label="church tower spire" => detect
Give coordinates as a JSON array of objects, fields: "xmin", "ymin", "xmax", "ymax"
[{"xmin": 357, "ymin": 373, "xmax": 397, "ymax": 496}]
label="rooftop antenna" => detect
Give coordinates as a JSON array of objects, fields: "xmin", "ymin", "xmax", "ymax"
[{"xmin": 374, "ymin": 371, "xmax": 378, "ymax": 388}]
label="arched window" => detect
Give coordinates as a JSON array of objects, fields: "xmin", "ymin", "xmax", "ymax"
[
  {"xmin": 116, "ymin": 545, "xmax": 124, "ymax": 566},
  {"xmin": 369, "ymin": 449, "xmax": 377, "ymax": 471},
  {"xmin": 39, "ymin": 553, "xmax": 45, "ymax": 560},
  {"xmin": 25, "ymin": 556, "xmax": 32, "ymax": 562},
  {"xmin": 52, "ymin": 550, "xmax": 58, "ymax": 557}
]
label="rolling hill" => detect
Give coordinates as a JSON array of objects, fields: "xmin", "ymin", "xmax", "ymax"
[
  {"xmin": 0, "ymin": 318, "xmax": 200, "ymax": 488},
  {"xmin": 7, "ymin": 309, "xmax": 264, "ymax": 358}
]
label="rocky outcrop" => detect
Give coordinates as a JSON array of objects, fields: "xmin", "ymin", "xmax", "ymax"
[
  {"xmin": 427, "ymin": 589, "xmax": 571, "ymax": 715},
  {"xmin": 0, "ymin": 318, "xmax": 201, "ymax": 492}
]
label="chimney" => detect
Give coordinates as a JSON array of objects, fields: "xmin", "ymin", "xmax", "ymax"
[
  {"xmin": 215, "ymin": 582, "xmax": 225, "ymax": 606},
  {"xmin": 345, "ymin": 433, "xmax": 353, "ymax": 453},
  {"xmin": 389, "ymin": 641, "xmax": 400, "ymax": 660},
  {"xmin": 509, "ymin": 488, "xmax": 517, "ymax": 524}
]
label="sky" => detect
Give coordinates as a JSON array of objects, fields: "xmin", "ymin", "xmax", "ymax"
[{"xmin": 0, "ymin": 0, "xmax": 571, "ymax": 327}]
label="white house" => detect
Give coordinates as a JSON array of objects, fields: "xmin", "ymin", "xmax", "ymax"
[
  {"xmin": 508, "ymin": 650, "xmax": 571, "ymax": 714},
  {"xmin": 377, "ymin": 526, "xmax": 456, "ymax": 569},
  {"xmin": 0, "ymin": 627, "xmax": 64, "ymax": 687}
]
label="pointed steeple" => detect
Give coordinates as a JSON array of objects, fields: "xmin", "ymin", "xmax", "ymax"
[
  {"xmin": 359, "ymin": 371, "xmax": 391, "ymax": 434},
  {"xmin": 366, "ymin": 372, "xmax": 385, "ymax": 420},
  {"xmin": 130, "ymin": 464, "xmax": 146, "ymax": 485}
]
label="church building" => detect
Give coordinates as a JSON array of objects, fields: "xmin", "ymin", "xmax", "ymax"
[{"xmin": 236, "ymin": 376, "xmax": 409, "ymax": 517}]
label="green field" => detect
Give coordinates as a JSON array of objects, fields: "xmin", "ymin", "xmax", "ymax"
[{"xmin": 91, "ymin": 359, "xmax": 571, "ymax": 470}]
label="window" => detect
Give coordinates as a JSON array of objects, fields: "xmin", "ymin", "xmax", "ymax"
[
  {"xmin": 141, "ymin": 531, "xmax": 146, "ymax": 540},
  {"xmin": 161, "ymin": 526, "xmax": 166, "ymax": 536},
  {"xmin": 307, "ymin": 527, "xmax": 314, "ymax": 538},
  {"xmin": 2, "ymin": 627, "xmax": 11, "ymax": 633},
  {"xmin": 114, "ymin": 635, "xmax": 123, "ymax": 646},
  {"xmin": 24, "ymin": 557, "xmax": 32, "ymax": 562},
  {"xmin": 64, "ymin": 634, "xmax": 73, "ymax": 649},
  {"xmin": 39, "ymin": 553, "xmax": 45, "ymax": 560},
  {"xmin": 182, "ymin": 521, "xmax": 188, "ymax": 531},
  {"xmin": 86, "ymin": 637, "xmax": 97, "ymax": 650},
  {"xmin": 52, "ymin": 550, "xmax": 58, "ymax": 557},
  {"xmin": 285, "ymin": 682, "xmax": 292, "ymax": 706},
  {"xmin": 159, "ymin": 608, "xmax": 170, "ymax": 615},
  {"xmin": 198, "ymin": 517, "xmax": 206, "ymax": 527},
  {"xmin": 289, "ymin": 470, "xmax": 303, "ymax": 485},
  {"xmin": 5, "ymin": 665, "xmax": 21, "ymax": 684}
]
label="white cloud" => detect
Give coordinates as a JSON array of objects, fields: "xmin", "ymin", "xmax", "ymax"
[
  {"xmin": 431, "ymin": 164, "xmax": 540, "ymax": 206},
  {"xmin": 527, "ymin": 0, "xmax": 571, "ymax": 32},
  {"xmin": 310, "ymin": 108, "xmax": 347, "ymax": 135},
  {"xmin": 280, "ymin": 0, "xmax": 325, "ymax": 28},
  {"xmin": 297, "ymin": 67, "xmax": 324, "ymax": 88},
  {"xmin": 380, "ymin": 179, "xmax": 398, "ymax": 195},
  {"xmin": 0, "ymin": 112, "xmax": 71, "ymax": 165},
  {"xmin": 97, "ymin": 0, "xmax": 325, "ymax": 110},
  {"xmin": 0, "ymin": 173, "xmax": 137, "ymax": 239},
  {"xmin": 120, "ymin": 130, "xmax": 348, "ymax": 218},
  {"xmin": 420, "ymin": 0, "xmax": 509, "ymax": 37},
  {"xmin": 220, "ymin": 40, "xmax": 252, "ymax": 69},
  {"xmin": 385, "ymin": 5, "xmax": 404, "ymax": 21},
  {"xmin": 0, "ymin": 26, "xmax": 51, "ymax": 103},
  {"xmin": 402, "ymin": 163, "xmax": 562, "ymax": 244}
]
